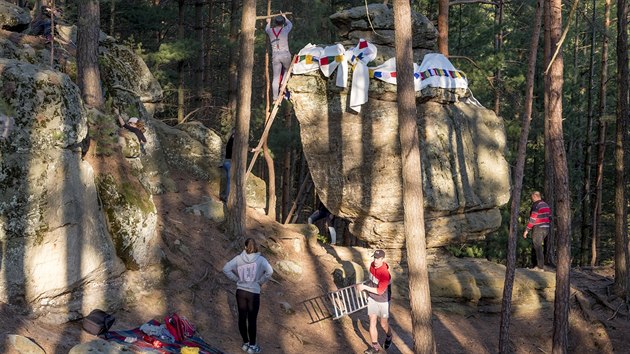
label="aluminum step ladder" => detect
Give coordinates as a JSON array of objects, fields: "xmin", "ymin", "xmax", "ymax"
[{"xmin": 302, "ymin": 283, "xmax": 369, "ymax": 324}]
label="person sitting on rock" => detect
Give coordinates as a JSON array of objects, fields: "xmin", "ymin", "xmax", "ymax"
[
  {"xmin": 308, "ymin": 200, "xmax": 337, "ymax": 245},
  {"xmin": 114, "ymin": 107, "xmax": 147, "ymax": 155},
  {"xmin": 29, "ymin": 6, "xmax": 57, "ymax": 43}
]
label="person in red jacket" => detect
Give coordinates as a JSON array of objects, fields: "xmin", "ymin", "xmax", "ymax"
[
  {"xmin": 357, "ymin": 250, "xmax": 393, "ymax": 353},
  {"xmin": 523, "ymin": 191, "xmax": 552, "ymax": 271}
]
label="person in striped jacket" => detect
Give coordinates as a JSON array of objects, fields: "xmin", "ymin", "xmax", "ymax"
[{"xmin": 523, "ymin": 191, "xmax": 552, "ymax": 271}]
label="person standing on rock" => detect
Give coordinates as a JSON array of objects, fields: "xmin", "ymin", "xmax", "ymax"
[
  {"xmin": 523, "ymin": 191, "xmax": 552, "ymax": 271},
  {"xmin": 223, "ymin": 238, "xmax": 274, "ymax": 354},
  {"xmin": 114, "ymin": 107, "xmax": 147, "ymax": 155},
  {"xmin": 357, "ymin": 250, "xmax": 393, "ymax": 354},
  {"xmin": 265, "ymin": 12, "xmax": 292, "ymax": 101}
]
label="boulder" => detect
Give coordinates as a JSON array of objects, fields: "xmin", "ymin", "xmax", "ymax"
[
  {"xmin": 6, "ymin": 334, "xmax": 45, "ymax": 354},
  {"xmin": 288, "ymin": 6, "xmax": 510, "ymax": 248},
  {"xmin": 0, "ymin": 1, "xmax": 30, "ymax": 32},
  {"xmin": 0, "ymin": 59, "xmax": 125, "ymax": 322}
]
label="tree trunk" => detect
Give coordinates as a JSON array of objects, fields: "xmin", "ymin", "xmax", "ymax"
[
  {"xmin": 263, "ymin": 0, "xmax": 277, "ymax": 220},
  {"xmin": 226, "ymin": 0, "xmax": 256, "ymax": 239},
  {"xmin": 204, "ymin": 0, "xmax": 215, "ymax": 89},
  {"xmin": 498, "ymin": 1, "xmax": 543, "ymax": 352},
  {"xmin": 227, "ymin": 0, "xmax": 241, "ymax": 118},
  {"xmin": 393, "ymin": 1, "xmax": 435, "ymax": 352},
  {"xmin": 437, "ymin": 0, "xmax": 449, "ymax": 55},
  {"xmin": 281, "ymin": 105, "xmax": 293, "ymax": 222},
  {"xmin": 543, "ymin": 0, "xmax": 556, "ymax": 267},
  {"xmin": 547, "ymin": 0, "xmax": 570, "ymax": 352},
  {"xmin": 177, "ymin": 0, "xmax": 185, "ymax": 123},
  {"xmin": 76, "ymin": 0, "xmax": 104, "ymax": 109},
  {"xmin": 493, "ymin": 0, "xmax": 503, "ymax": 115},
  {"xmin": 193, "ymin": 0, "xmax": 205, "ymax": 110},
  {"xmin": 109, "ymin": 0, "xmax": 116, "ymax": 36},
  {"xmin": 580, "ymin": 0, "xmax": 597, "ymax": 266},
  {"xmin": 592, "ymin": 0, "xmax": 611, "ymax": 267},
  {"xmin": 614, "ymin": 0, "xmax": 629, "ymax": 293}
]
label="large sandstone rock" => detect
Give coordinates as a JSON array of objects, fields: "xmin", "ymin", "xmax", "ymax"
[
  {"xmin": 288, "ymin": 6, "xmax": 510, "ymax": 248},
  {"xmin": 0, "ymin": 59, "xmax": 125, "ymax": 322},
  {"xmin": 0, "ymin": 1, "xmax": 30, "ymax": 31}
]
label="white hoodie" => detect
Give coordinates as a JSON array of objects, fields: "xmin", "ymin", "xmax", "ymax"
[{"xmin": 223, "ymin": 251, "xmax": 273, "ymax": 294}]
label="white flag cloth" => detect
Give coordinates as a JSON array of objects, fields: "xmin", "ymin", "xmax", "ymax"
[
  {"xmin": 292, "ymin": 44, "xmax": 323, "ymax": 74},
  {"xmin": 370, "ymin": 57, "xmax": 423, "ymax": 91},
  {"xmin": 417, "ymin": 53, "xmax": 468, "ymax": 90},
  {"xmin": 346, "ymin": 39, "xmax": 377, "ymax": 113},
  {"xmin": 319, "ymin": 44, "xmax": 348, "ymax": 88}
]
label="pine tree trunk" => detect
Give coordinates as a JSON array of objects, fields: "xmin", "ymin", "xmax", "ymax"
[
  {"xmin": 227, "ymin": 0, "xmax": 241, "ymax": 118},
  {"xmin": 109, "ymin": 0, "xmax": 116, "ymax": 36},
  {"xmin": 437, "ymin": 0, "xmax": 449, "ymax": 55},
  {"xmin": 204, "ymin": 0, "xmax": 215, "ymax": 89},
  {"xmin": 263, "ymin": 0, "xmax": 277, "ymax": 220},
  {"xmin": 547, "ymin": 0, "xmax": 570, "ymax": 352},
  {"xmin": 77, "ymin": 0, "xmax": 104, "ymax": 108},
  {"xmin": 498, "ymin": 1, "xmax": 543, "ymax": 352},
  {"xmin": 543, "ymin": 0, "xmax": 556, "ymax": 267},
  {"xmin": 281, "ymin": 106, "xmax": 292, "ymax": 222},
  {"xmin": 393, "ymin": 1, "xmax": 435, "ymax": 352},
  {"xmin": 493, "ymin": 0, "xmax": 503, "ymax": 115},
  {"xmin": 177, "ymin": 0, "xmax": 185, "ymax": 123},
  {"xmin": 580, "ymin": 0, "xmax": 597, "ymax": 266},
  {"xmin": 193, "ymin": 0, "xmax": 205, "ymax": 110},
  {"xmin": 592, "ymin": 0, "xmax": 611, "ymax": 267},
  {"xmin": 614, "ymin": 0, "xmax": 629, "ymax": 294},
  {"xmin": 226, "ymin": 0, "xmax": 256, "ymax": 239}
]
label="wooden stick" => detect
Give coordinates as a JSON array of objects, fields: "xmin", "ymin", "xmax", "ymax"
[{"xmin": 256, "ymin": 12, "xmax": 292, "ymax": 20}]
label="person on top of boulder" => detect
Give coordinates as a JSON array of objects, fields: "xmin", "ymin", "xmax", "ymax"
[{"xmin": 114, "ymin": 107, "xmax": 147, "ymax": 155}]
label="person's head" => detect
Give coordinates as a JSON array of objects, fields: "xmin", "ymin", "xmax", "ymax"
[
  {"xmin": 373, "ymin": 249, "xmax": 385, "ymax": 267},
  {"xmin": 245, "ymin": 238, "xmax": 259, "ymax": 254},
  {"xmin": 531, "ymin": 191, "xmax": 542, "ymax": 202},
  {"xmin": 128, "ymin": 117, "xmax": 139, "ymax": 126},
  {"xmin": 274, "ymin": 15, "xmax": 286, "ymax": 27}
]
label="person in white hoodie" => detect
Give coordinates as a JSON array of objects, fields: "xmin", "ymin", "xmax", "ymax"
[{"xmin": 223, "ymin": 238, "xmax": 273, "ymax": 354}]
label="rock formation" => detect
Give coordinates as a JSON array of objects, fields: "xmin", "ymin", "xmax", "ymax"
[{"xmin": 288, "ymin": 4, "xmax": 510, "ymax": 249}]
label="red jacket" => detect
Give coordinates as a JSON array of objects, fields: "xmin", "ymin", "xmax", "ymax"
[
  {"xmin": 366, "ymin": 261, "xmax": 391, "ymax": 303},
  {"xmin": 526, "ymin": 200, "xmax": 551, "ymax": 230}
]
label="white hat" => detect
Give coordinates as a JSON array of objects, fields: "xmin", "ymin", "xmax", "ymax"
[{"xmin": 128, "ymin": 117, "xmax": 139, "ymax": 124}]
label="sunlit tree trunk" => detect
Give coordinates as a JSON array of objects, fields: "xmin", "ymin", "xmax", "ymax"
[
  {"xmin": 437, "ymin": 0, "xmax": 449, "ymax": 55},
  {"xmin": 543, "ymin": 0, "xmax": 556, "ymax": 267},
  {"xmin": 546, "ymin": 0, "xmax": 570, "ymax": 352},
  {"xmin": 77, "ymin": 0, "xmax": 104, "ymax": 108},
  {"xmin": 226, "ymin": 0, "xmax": 256, "ymax": 238},
  {"xmin": 592, "ymin": 0, "xmax": 611, "ymax": 267},
  {"xmin": 614, "ymin": 0, "xmax": 629, "ymax": 294},
  {"xmin": 499, "ymin": 1, "xmax": 543, "ymax": 352},
  {"xmin": 393, "ymin": 1, "xmax": 435, "ymax": 352},
  {"xmin": 263, "ymin": 0, "xmax": 277, "ymax": 220}
]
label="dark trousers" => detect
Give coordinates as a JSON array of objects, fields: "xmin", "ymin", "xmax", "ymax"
[
  {"xmin": 532, "ymin": 227, "xmax": 549, "ymax": 269},
  {"xmin": 236, "ymin": 289, "xmax": 260, "ymax": 345}
]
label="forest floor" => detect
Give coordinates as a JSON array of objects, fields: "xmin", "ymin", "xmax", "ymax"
[{"xmin": 2, "ymin": 172, "xmax": 630, "ymax": 354}]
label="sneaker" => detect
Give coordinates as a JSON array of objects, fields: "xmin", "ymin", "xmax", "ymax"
[
  {"xmin": 247, "ymin": 344, "xmax": 261, "ymax": 353},
  {"xmin": 384, "ymin": 335, "xmax": 392, "ymax": 349},
  {"xmin": 364, "ymin": 346, "xmax": 380, "ymax": 354},
  {"xmin": 241, "ymin": 343, "xmax": 250, "ymax": 352}
]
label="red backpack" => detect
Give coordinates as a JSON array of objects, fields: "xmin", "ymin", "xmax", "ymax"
[{"xmin": 164, "ymin": 313, "xmax": 196, "ymax": 342}]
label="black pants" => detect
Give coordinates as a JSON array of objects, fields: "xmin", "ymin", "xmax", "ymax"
[
  {"xmin": 532, "ymin": 227, "xmax": 549, "ymax": 269},
  {"xmin": 236, "ymin": 289, "xmax": 260, "ymax": 345}
]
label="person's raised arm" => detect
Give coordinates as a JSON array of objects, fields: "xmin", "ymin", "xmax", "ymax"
[
  {"xmin": 283, "ymin": 12, "xmax": 292, "ymax": 31},
  {"xmin": 113, "ymin": 107, "xmax": 125, "ymax": 126}
]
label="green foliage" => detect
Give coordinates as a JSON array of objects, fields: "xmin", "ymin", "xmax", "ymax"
[{"xmin": 151, "ymin": 39, "xmax": 200, "ymax": 64}]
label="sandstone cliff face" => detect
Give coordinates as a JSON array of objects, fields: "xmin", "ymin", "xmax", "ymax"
[{"xmin": 288, "ymin": 6, "xmax": 510, "ymax": 249}]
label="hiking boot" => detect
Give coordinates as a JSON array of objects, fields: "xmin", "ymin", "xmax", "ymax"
[
  {"xmin": 247, "ymin": 344, "xmax": 261, "ymax": 353},
  {"xmin": 384, "ymin": 335, "xmax": 393, "ymax": 349},
  {"xmin": 241, "ymin": 343, "xmax": 250, "ymax": 352}
]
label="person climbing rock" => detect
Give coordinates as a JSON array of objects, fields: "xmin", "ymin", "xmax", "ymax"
[
  {"xmin": 220, "ymin": 129, "xmax": 235, "ymax": 201},
  {"xmin": 114, "ymin": 107, "xmax": 147, "ymax": 155},
  {"xmin": 308, "ymin": 200, "xmax": 337, "ymax": 245},
  {"xmin": 265, "ymin": 12, "xmax": 292, "ymax": 100},
  {"xmin": 223, "ymin": 238, "xmax": 274, "ymax": 354}
]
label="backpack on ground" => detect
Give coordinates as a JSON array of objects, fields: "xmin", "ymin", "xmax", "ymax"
[
  {"xmin": 164, "ymin": 313, "xmax": 196, "ymax": 342},
  {"xmin": 82, "ymin": 309, "xmax": 116, "ymax": 335}
]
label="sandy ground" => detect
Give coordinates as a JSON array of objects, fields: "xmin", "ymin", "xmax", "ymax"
[{"xmin": 1, "ymin": 174, "xmax": 629, "ymax": 354}]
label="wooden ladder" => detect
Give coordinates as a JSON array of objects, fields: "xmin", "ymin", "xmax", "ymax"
[{"xmin": 246, "ymin": 54, "xmax": 298, "ymax": 180}]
